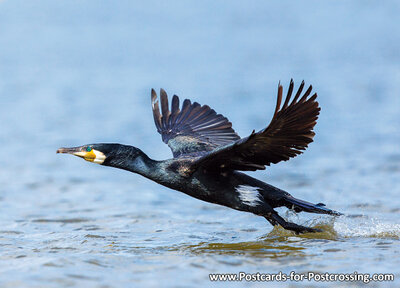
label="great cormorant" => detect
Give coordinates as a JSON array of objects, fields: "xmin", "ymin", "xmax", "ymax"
[{"xmin": 57, "ymin": 80, "xmax": 341, "ymax": 234}]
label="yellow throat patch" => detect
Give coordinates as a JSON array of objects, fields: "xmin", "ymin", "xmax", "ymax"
[{"xmin": 73, "ymin": 149, "xmax": 106, "ymax": 164}]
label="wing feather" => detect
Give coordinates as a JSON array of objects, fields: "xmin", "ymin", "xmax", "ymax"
[
  {"xmin": 151, "ymin": 89, "xmax": 240, "ymax": 157},
  {"xmin": 189, "ymin": 80, "xmax": 320, "ymax": 173}
]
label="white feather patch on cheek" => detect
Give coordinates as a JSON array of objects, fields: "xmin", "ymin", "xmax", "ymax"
[{"xmin": 93, "ymin": 149, "xmax": 106, "ymax": 164}]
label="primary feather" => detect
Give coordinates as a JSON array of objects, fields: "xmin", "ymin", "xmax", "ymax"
[
  {"xmin": 188, "ymin": 79, "xmax": 320, "ymax": 173},
  {"xmin": 151, "ymin": 89, "xmax": 240, "ymax": 157},
  {"xmin": 152, "ymin": 79, "xmax": 319, "ymax": 174}
]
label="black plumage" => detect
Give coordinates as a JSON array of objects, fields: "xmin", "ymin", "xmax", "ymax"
[
  {"xmin": 58, "ymin": 80, "xmax": 341, "ymax": 234},
  {"xmin": 190, "ymin": 80, "xmax": 320, "ymax": 173},
  {"xmin": 151, "ymin": 88, "xmax": 240, "ymax": 157}
]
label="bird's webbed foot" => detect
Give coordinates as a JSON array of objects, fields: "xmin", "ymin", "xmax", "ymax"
[
  {"xmin": 264, "ymin": 212, "xmax": 322, "ymax": 234},
  {"xmin": 278, "ymin": 221, "xmax": 322, "ymax": 234}
]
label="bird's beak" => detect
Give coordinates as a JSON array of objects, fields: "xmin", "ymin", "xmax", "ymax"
[
  {"xmin": 57, "ymin": 146, "xmax": 86, "ymax": 157},
  {"xmin": 57, "ymin": 146, "xmax": 106, "ymax": 164}
]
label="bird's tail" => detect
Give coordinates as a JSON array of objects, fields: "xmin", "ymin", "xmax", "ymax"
[{"xmin": 284, "ymin": 195, "xmax": 342, "ymax": 216}]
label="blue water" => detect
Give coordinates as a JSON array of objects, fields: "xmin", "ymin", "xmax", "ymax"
[{"xmin": 0, "ymin": 1, "xmax": 399, "ymax": 287}]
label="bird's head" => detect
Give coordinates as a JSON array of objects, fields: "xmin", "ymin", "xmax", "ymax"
[
  {"xmin": 57, "ymin": 143, "xmax": 150, "ymax": 174},
  {"xmin": 57, "ymin": 143, "xmax": 143, "ymax": 165},
  {"xmin": 56, "ymin": 144, "xmax": 111, "ymax": 164}
]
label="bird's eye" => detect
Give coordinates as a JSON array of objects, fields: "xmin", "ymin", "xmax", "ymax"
[{"xmin": 86, "ymin": 146, "xmax": 92, "ymax": 152}]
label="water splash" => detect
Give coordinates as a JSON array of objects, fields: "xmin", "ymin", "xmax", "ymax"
[
  {"xmin": 334, "ymin": 216, "xmax": 400, "ymax": 239},
  {"xmin": 278, "ymin": 209, "xmax": 400, "ymax": 239}
]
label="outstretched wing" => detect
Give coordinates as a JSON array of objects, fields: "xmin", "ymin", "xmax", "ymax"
[
  {"xmin": 151, "ymin": 89, "xmax": 240, "ymax": 157},
  {"xmin": 189, "ymin": 80, "xmax": 320, "ymax": 172}
]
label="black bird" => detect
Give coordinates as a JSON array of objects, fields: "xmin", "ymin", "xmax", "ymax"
[{"xmin": 57, "ymin": 80, "xmax": 341, "ymax": 234}]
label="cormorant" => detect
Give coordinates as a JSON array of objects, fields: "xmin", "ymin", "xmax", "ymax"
[{"xmin": 57, "ymin": 80, "xmax": 341, "ymax": 234}]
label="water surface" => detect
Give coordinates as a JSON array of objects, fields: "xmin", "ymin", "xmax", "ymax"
[{"xmin": 0, "ymin": 1, "xmax": 399, "ymax": 287}]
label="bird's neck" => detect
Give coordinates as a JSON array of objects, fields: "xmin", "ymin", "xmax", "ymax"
[{"xmin": 105, "ymin": 149, "xmax": 161, "ymax": 180}]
